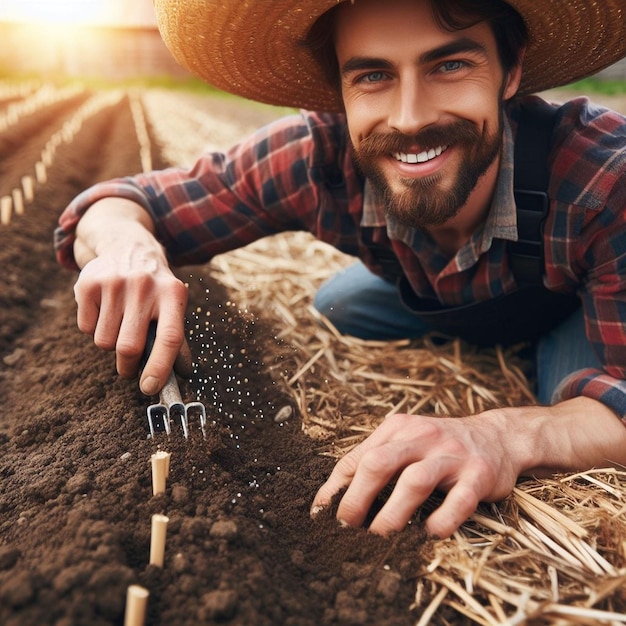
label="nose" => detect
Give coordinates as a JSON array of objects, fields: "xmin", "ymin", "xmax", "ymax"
[{"xmin": 388, "ymin": 75, "xmax": 439, "ymax": 135}]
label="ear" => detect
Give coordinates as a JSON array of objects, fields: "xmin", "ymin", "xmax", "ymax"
[{"xmin": 502, "ymin": 47, "xmax": 525, "ymax": 101}]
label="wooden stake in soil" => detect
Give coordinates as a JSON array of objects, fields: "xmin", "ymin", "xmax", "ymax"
[
  {"xmin": 150, "ymin": 450, "xmax": 171, "ymax": 495},
  {"xmin": 35, "ymin": 161, "xmax": 47, "ymax": 184},
  {"xmin": 0, "ymin": 196, "xmax": 12, "ymax": 225},
  {"xmin": 41, "ymin": 147, "xmax": 53, "ymax": 167},
  {"xmin": 12, "ymin": 189, "xmax": 24, "ymax": 216},
  {"xmin": 21, "ymin": 175, "xmax": 34, "ymax": 203},
  {"xmin": 124, "ymin": 584, "xmax": 149, "ymax": 626},
  {"xmin": 150, "ymin": 513, "xmax": 169, "ymax": 567}
]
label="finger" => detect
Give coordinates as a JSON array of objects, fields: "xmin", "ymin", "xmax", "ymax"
[
  {"xmin": 311, "ymin": 420, "xmax": 402, "ymax": 513},
  {"xmin": 311, "ymin": 414, "xmax": 426, "ymax": 519},
  {"xmin": 74, "ymin": 286, "xmax": 102, "ymax": 337},
  {"xmin": 89, "ymin": 277, "xmax": 128, "ymax": 352},
  {"xmin": 365, "ymin": 453, "xmax": 456, "ymax": 535},
  {"xmin": 74, "ymin": 258, "xmax": 126, "ymax": 348},
  {"xmin": 334, "ymin": 434, "xmax": 433, "ymax": 528},
  {"xmin": 92, "ymin": 301, "xmax": 124, "ymax": 353},
  {"xmin": 138, "ymin": 323, "xmax": 183, "ymax": 395},
  {"xmin": 423, "ymin": 471, "xmax": 485, "ymax": 539},
  {"xmin": 73, "ymin": 269, "xmax": 104, "ymax": 337},
  {"xmin": 173, "ymin": 336, "xmax": 193, "ymax": 379},
  {"xmin": 138, "ymin": 299, "xmax": 187, "ymax": 396},
  {"xmin": 311, "ymin": 450, "xmax": 361, "ymax": 514},
  {"xmin": 115, "ymin": 313, "xmax": 152, "ymax": 380}
]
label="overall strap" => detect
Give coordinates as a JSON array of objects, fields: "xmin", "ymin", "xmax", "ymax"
[{"xmin": 510, "ymin": 99, "xmax": 559, "ymax": 286}]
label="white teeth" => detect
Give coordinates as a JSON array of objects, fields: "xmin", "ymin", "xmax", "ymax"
[{"xmin": 393, "ymin": 145, "xmax": 447, "ymax": 164}]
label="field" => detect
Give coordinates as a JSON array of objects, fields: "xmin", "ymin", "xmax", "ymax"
[{"xmin": 0, "ymin": 81, "xmax": 625, "ymax": 625}]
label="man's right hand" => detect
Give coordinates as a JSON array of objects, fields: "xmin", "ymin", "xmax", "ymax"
[{"xmin": 72, "ymin": 198, "xmax": 189, "ymax": 395}]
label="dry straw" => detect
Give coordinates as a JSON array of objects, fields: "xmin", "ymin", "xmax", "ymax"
[{"xmin": 208, "ymin": 231, "xmax": 626, "ymax": 624}]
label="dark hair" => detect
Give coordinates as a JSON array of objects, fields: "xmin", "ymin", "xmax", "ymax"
[
  {"xmin": 431, "ymin": 0, "xmax": 527, "ymax": 75},
  {"xmin": 305, "ymin": 0, "xmax": 528, "ymax": 92}
]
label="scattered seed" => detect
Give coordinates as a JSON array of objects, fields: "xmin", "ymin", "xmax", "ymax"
[{"xmin": 274, "ymin": 405, "xmax": 293, "ymax": 423}]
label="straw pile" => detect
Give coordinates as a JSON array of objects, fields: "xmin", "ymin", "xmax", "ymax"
[{"xmin": 209, "ymin": 232, "xmax": 626, "ymax": 625}]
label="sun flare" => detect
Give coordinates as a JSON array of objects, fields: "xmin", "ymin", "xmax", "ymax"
[{"xmin": 0, "ymin": 0, "xmax": 108, "ymax": 26}]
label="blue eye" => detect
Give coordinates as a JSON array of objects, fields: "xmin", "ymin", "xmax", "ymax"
[
  {"xmin": 440, "ymin": 60, "xmax": 465, "ymax": 73},
  {"xmin": 360, "ymin": 71, "xmax": 386, "ymax": 83}
]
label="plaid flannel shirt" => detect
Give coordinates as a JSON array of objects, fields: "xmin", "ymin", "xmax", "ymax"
[{"xmin": 55, "ymin": 95, "xmax": 626, "ymax": 420}]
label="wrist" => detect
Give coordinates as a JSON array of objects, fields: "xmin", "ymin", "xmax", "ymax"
[
  {"xmin": 75, "ymin": 198, "xmax": 158, "ymax": 268},
  {"xmin": 473, "ymin": 406, "xmax": 550, "ymax": 477}
]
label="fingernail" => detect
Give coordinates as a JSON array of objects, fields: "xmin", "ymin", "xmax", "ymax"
[
  {"xmin": 338, "ymin": 518, "xmax": 350, "ymax": 528},
  {"xmin": 141, "ymin": 376, "xmax": 160, "ymax": 396},
  {"xmin": 310, "ymin": 505, "xmax": 325, "ymax": 518}
]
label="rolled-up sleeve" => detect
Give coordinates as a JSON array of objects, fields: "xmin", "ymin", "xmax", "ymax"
[
  {"xmin": 54, "ymin": 111, "xmax": 356, "ymax": 271},
  {"xmin": 553, "ymin": 369, "xmax": 626, "ymax": 422}
]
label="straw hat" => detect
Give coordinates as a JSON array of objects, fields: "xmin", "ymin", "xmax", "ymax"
[{"xmin": 154, "ymin": 0, "xmax": 626, "ymax": 112}]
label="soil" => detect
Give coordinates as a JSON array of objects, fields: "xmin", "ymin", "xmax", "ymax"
[{"xmin": 0, "ymin": 88, "xmax": 434, "ymax": 625}]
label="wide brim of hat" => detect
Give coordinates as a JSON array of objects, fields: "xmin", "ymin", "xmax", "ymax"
[{"xmin": 155, "ymin": 0, "xmax": 626, "ymax": 112}]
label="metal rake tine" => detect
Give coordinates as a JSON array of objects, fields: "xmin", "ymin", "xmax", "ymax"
[
  {"xmin": 147, "ymin": 403, "xmax": 171, "ymax": 438},
  {"xmin": 168, "ymin": 400, "xmax": 188, "ymax": 438},
  {"xmin": 185, "ymin": 402, "xmax": 207, "ymax": 437}
]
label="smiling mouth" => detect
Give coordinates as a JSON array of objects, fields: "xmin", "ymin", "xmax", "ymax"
[{"xmin": 392, "ymin": 145, "xmax": 448, "ymax": 164}]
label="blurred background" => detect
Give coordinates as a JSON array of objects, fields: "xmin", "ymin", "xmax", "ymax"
[
  {"xmin": 0, "ymin": 0, "xmax": 190, "ymax": 83},
  {"xmin": 0, "ymin": 0, "xmax": 625, "ymax": 87}
]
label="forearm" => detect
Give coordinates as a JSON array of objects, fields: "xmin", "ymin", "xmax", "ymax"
[{"xmin": 489, "ymin": 396, "xmax": 626, "ymax": 478}]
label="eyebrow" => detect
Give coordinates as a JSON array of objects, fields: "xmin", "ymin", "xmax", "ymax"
[
  {"xmin": 340, "ymin": 37, "xmax": 488, "ymax": 76},
  {"xmin": 420, "ymin": 37, "xmax": 487, "ymax": 63},
  {"xmin": 341, "ymin": 57, "xmax": 394, "ymax": 75}
]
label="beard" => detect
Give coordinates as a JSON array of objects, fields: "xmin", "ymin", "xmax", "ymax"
[{"xmin": 352, "ymin": 117, "xmax": 502, "ymax": 230}]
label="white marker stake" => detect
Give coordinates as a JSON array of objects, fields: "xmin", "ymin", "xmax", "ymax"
[
  {"xmin": 12, "ymin": 189, "xmax": 24, "ymax": 216},
  {"xmin": 124, "ymin": 584, "xmax": 149, "ymax": 626},
  {"xmin": 21, "ymin": 176, "xmax": 34, "ymax": 203},
  {"xmin": 41, "ymin": 147, "xmax": 52, "ymax": 167},
  {"xmin": 35, "ymin": 161, "xmax": 47, "ymax": 184},
  {"xmin": 150, "ymin": 514, "xmax": 169, "ymax": 567},
  {"xmin": 1, "ymin": 196, "xmax": 12, "ymax": 225},
  {"xmin": 150, "ymin": 451, "xmax": 171, "ymax": 495}
]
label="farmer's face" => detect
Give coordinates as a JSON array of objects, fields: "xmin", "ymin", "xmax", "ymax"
[{"xmin": 334, "ymin": 0, "xmax": 521, "ymax": 229}]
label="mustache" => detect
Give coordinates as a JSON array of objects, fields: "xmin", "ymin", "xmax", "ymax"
[{"xmin": 355, "ymin": 120, "xmax": 481, "ymax": 157}]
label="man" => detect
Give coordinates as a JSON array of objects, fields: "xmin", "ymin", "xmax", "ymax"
[{"xmin": 55, "ymin": 0, "xmax": 626, "ymax": 539}]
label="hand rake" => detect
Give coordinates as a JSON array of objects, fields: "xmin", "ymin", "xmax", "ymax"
[{"xmin": 142, "ymin": 321, "xmax": 206, "ymax": 439}]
